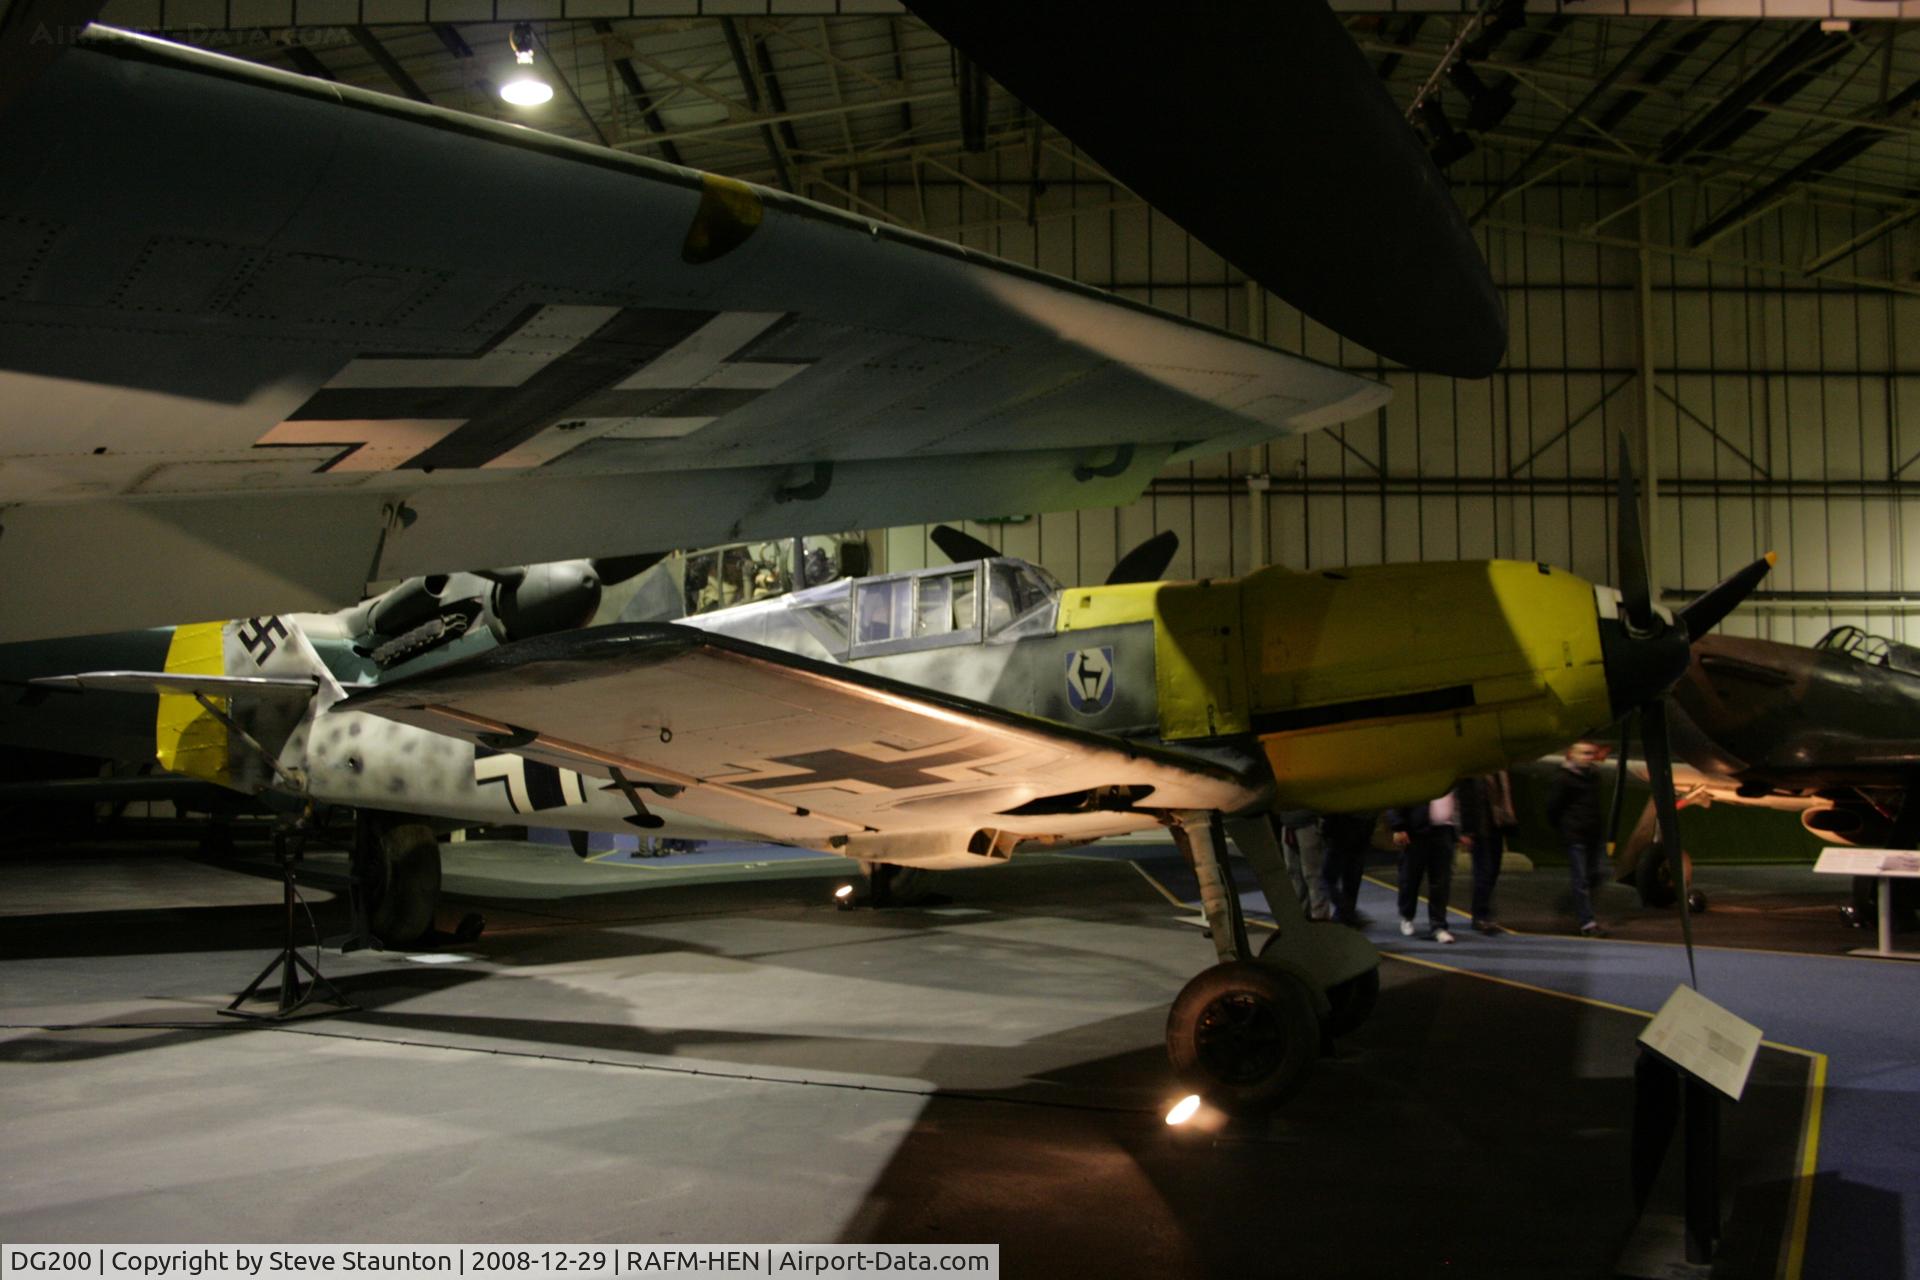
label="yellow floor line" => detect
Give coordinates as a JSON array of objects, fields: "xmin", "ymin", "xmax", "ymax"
[
  {"xmin": 1381, "ymin": 950, "xmax": 1825, "ymax": 1280},
  {"xmin": 1130, "ymin": 860, "xmax": 1189, "ymax": 910},
  {"xmin": 1781, "ymin": 1052, "xmax": 1828, "ymax": 1280}
]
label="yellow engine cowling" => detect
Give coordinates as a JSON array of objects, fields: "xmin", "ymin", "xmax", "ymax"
[
  {"xmin": 1150, "ymin": 560, "xmax": 1614, "ymax": 812},
  {"xmin": 1245, "ymin": 560, "xmax": 1612, "ymax": 810}
]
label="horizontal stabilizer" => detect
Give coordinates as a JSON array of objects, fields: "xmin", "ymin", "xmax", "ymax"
[{"xmin": 32, "ymin": 671, "xmax": 320, "ymax": 701}]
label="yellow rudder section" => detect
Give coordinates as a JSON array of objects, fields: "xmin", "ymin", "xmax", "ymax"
[{"xmin": 155, "ymin": 622, "xmax": 231, "ymax": 786}]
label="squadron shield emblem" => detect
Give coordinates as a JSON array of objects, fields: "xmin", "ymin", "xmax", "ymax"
[{"xmin": 1066, "ymin": 646, "xmax": 1116, "ymax": 715}]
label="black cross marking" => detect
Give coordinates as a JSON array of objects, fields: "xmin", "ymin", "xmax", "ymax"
[
  {"xmin": 736, "ymin": 745, "xmax": 989, "ymax": 793},
  {"xmin": 473, "ymin": 746, "xmax": 573, "ymax": 813},
  {"xmin": 236, "ymin": 617, "xmax": 289, "ymax": 666},
  {"xmin": 268, "ymin": 306, "xmax": 809, "ymax": 472}
]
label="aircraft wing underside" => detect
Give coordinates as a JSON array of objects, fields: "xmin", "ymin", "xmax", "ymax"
[
  {"xmin": 345, "ymin": 624, "xmax": 1266, "ymax": 850},
  {"xmin": 0, "ymin": 27, "xmax": 1387, "ymax": 641}
]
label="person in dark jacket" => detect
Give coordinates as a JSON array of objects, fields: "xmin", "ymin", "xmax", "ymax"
[
  {"xmin": 1546, "ymin": 742, "xmax": 1609, "ymax": 936},
  {"xmin": 1458, "ymin": 770, "xmax": 1519, "ymax": 934},
  {"xmin": 1319, "ymin": 811, "xmax": 1377, "ymax": 927},
  {"xmin": 1386, "ymin": 791, "xmax": 1459, "ymax": 943}
]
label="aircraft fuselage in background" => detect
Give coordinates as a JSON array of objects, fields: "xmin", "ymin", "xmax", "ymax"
[{"xmin": 1666, "ymin": 627, "xmax": 1920, "ymax": 847}]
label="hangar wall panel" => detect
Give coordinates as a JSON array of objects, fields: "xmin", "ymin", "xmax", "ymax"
[{"xmin": 861, "ymin": 147, "xmax": 1920, "ymax": 648}]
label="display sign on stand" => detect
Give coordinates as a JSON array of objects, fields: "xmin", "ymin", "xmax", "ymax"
[
  {"xmin": 1638, "ymin": 984, "xmax": 1763, "ymax": 1103},
  {"xmin": 1620, "ymin": 986, "xmax": 1764, "ymax": 1274},
  {"xmin": 1813, "ymin": 847, "xmax": 1920, "ymax": 961}
]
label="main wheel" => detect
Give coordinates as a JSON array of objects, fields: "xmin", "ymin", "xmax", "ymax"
[
  {"xmin": 1258, "ymin": 931, "xmax": 1379, "ymax": 1037},
  {"xmin": 356, "ymin": 821, "xmax": 441, "ymax": 946},
  {"xmin": 1166, "ymin": 961, "xmax": 1319, "ymax": 1113},
  {"xmin": 1635, "ymin": 844, "xmax": 1693, "ymax": 909}
]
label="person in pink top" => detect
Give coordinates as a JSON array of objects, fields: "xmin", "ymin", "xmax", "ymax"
[{"xmin": 1386, "ymin": 789, "xmax": 1460, "ymax": 944}]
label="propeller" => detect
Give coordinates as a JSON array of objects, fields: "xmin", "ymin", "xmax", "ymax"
[
  {"xmin": 591, "ymin": 551, "xmax": 668, "ymax": 586},
  {"xmin": 929, "ymin": 525, "xmax": 1180, "ymax": 587},
  {"xmin": 1105, "ymin": 530, "xmax": 1180, "ymax": 585},
  {"xmin": 929, "ymin": 525, "xmax": 1000, "ymax": 566},
  {"xmin": 1601, "ymin": 432, "xmax": 1777, "ymax": 987}
]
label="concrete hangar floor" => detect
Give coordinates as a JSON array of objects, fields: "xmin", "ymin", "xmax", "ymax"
[{"xmin": 1, "ymin": 831, "xmax": 1912, "ymax": 1279}]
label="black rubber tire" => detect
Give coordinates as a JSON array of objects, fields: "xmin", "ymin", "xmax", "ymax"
[
  {"xmin": 1257, "ymin": 932, "xmax": 1379, "ymax": 1038},
  {"xmin": 1166, "ymin": 960, "xmax": 1319, "ymax": 1114},
  {"xmin": 1635, "ymin": 844, "xmax": 1692, "ymax": 909},
  {"xmin": 362, "ymin": 822, "xmax": 441, "ymax": 945}
]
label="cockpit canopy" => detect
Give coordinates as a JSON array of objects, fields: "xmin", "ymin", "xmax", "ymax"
[
  {"xmin": 785, "ymin": 558, "xmax": 1061, "ymax": 660},
  {"xmin": 1814, "ymin": 625, "xmax": 1920, "ymax": 677}
]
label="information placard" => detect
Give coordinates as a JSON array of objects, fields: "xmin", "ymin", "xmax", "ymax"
[
  {"xmin": 1637, "ymin": 984, "xmax": 1764, "ymax": 1102},
  {"xmin": 1812, "ymin": 847, "xmax": 1920, "ymax": 878}
]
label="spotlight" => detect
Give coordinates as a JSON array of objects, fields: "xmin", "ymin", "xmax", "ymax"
[
  {"xmin": 1165, "ymin": 1094, "xmax": 1202, "ymax": 1126},
  {"xmin": 499, "ymin": 23, "xmax": 552, "ymax": 106},
  {"xmin": 1417, "ymin": 98, "xmax": 1475, "ymax": 170},
  {"xmin": 834, "ymin": 883, "xmax": 856, "ymax": 910},
  {"xmin": 1445, "ymin": 62, "xmax": 1516, "ymax": 133},
  {"xmin": 500, "ymin": 77, "xmax": 553, "ymax": 107}
]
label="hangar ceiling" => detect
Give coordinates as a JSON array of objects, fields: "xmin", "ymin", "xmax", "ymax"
[{"xmin": 105, "ymin": 3, "xmax": 1920, "ymax": 299}]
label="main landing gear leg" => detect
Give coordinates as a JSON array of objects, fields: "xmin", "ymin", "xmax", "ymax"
[
  {"xmin": 1227, "ymin": 813, "xmax": 1382, "ymax": 1040},
  {"xmin": 1163, "ymin": 810, "xmax": 1323, "ymax": 1114}
]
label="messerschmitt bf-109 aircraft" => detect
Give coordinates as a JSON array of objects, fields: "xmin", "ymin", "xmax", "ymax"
[
  {"xmin": 9, "ymin": 464, "xmax": 1774, "ymax": 1111},
  {"xmin": 0, "ymin": 23, "xmax": 1392, "ymax": 644}
]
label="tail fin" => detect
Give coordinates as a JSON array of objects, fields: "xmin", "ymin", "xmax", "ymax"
[{"xmin": 158, "ymin": 614, "xmax": 340, "ymax": 790}]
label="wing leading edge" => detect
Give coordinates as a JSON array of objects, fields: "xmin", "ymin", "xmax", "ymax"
[{"xmin": 345, "ymin": 624, "xmax": 1265, "ymax": 860}]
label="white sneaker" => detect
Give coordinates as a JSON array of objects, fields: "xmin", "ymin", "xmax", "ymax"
[
  {"xmin": 1399, "ymin": 918, "xmax": 1417, "ymax": 937},
  {"xmin": 1433, "ymin": 928, "xmax": 1457, "ymax": 944}
]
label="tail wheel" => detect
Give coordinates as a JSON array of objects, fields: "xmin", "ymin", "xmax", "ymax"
[
  {"xmin": 1257, "ymin": 931, "xmax": 1379, "ymax": 1037},
  {"xmin": 357, "ymin": 821, "xmax": 441, "ymax": 946},
  {"xmin": 1166, "ymin": 961, "xmax": 1319, "ymax": 1114}
]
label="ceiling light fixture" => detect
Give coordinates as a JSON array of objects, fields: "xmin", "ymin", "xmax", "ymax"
[{"xmin": 500, "ymin": 23, "xmax": 552, "ymax": 106}]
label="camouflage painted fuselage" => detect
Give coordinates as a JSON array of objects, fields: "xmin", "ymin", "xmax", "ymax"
[{"xmin": 0, "ymin": 554, "xmax": 1632, "ymax": 852}]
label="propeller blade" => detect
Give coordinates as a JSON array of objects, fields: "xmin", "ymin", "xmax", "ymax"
[
  {"xmin": 929, "ymin": 525, "xmax": 1001, "ymax": 565},
  {"xmin": 1605, "ymin": 713, "xmax": 1634, "ymax": 852},
  {"xmin": 1640, "ymin": 697, "xmax": 1697, "ymax": 988},
  {"xmin": 902, "ymin": 0, "xmax": 1505, "ymax": 377},
  {"xmin": 1678, "ymin": 552, "xmax": 1777, "ymax": 641},
  {"xmin": 1107, "ymin": 530, "xmax": 1180, "ymax": 586},
  {"xmin": 1615, "ymin": 433, "xmax": 1655, "ymax": 633},
  {"xmin": 591, "ymin": 551, "xmax": 668, "ymax": 586}
]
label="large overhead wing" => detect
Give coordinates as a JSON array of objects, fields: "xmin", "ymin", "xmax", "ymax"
[
  {"xmin": 905, "ymin": 0, "xmax": 1507, "ymax": 378},
  {"xmin": 346, "ymin": 625, "xmax": 1265, "ymax": 859},
  {"xmin": 0, "ymin": 27, "xmax": 1385, "ymax": 642}
]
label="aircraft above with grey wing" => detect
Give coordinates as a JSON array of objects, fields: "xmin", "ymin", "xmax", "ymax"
[{"xmin": 0, "ymin": 23, "xmax": 1397, "ymax": 644}]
